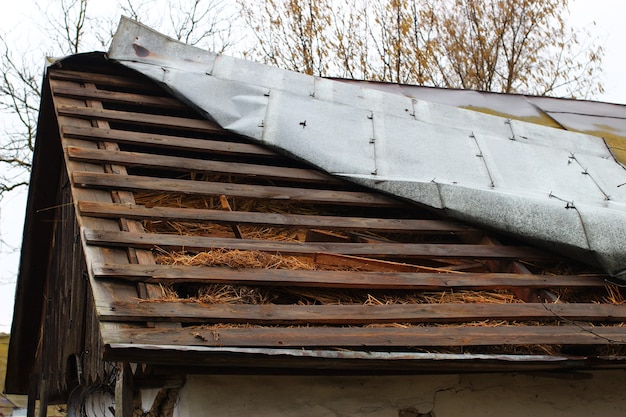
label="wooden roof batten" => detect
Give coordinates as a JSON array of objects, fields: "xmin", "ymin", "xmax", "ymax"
[
  {"xmin": 65, "ymin": 56, "xmax": 626, "ymax": 366},
  {"xmin": 10, "ymin": 53, "xmax": 626, "ymax": 395},
  {"xmin": 73, "ymin": 58, "xmax": 626, "ymax": 366}
]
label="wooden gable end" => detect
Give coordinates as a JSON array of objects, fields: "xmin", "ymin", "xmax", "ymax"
[{"xmin": 13, "ymin": 54, "xmax": 626, "ymax": 394}]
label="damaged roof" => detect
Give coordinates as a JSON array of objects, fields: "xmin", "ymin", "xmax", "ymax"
[
  {"xmin": 109, "ymin": 18, "xmax": 626, "ymax": 279},
  {"xmin": 7, "ymin": 17, "xmax": 626, "ymax": 396}
]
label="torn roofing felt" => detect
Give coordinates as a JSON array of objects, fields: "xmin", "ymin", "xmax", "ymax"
[{"xmin": 108, "ymin": 17, "xmax": 626, "ymax": 279}]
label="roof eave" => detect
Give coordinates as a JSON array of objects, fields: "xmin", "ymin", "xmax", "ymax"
[{"xmin": 104, "ymin": 344, "xmax": 626, "ymax": 374}]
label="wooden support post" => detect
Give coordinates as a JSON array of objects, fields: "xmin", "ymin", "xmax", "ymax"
[
  {"xmin": 26, "ymin": 372, "xmax": 38, "ymax": 417},
  {"xmin": 115, "ymin": 362, "xmax": 134, "ymax": 417},
  {"xmin": 37, "ymin": 379, "xmax": 49, "ymax": 417}
]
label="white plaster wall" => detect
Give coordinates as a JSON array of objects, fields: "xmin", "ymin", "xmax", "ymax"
[{"xmin": 175, "ymin": 371, "xmax": 626, "ymax": 417}]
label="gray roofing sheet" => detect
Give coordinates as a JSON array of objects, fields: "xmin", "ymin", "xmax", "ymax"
[
  {"xmin": 108, "ymin": 18, "xmax": 626, "ymax": 278},
  {"xmin": 351, "ymin": 82, "xmax": 626, "ymax": 139}
]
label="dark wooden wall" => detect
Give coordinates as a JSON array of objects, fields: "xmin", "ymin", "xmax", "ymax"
[{"xmin": 38, "ymin": 168, "xmax": 105, "ymax": 402}]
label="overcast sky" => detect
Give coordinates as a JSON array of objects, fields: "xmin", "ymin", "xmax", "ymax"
[{"xmin": 1, "ymin": 0, "xmax": 626, "ymax": 333}]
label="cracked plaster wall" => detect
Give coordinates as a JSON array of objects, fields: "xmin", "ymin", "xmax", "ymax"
[{"xmin": 174, "ymin": 371, "xmax": 626, "ymax": 417}]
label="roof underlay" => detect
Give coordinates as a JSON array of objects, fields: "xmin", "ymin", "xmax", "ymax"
[{"xmin": 108, "ymin": 17, "xmax": 626, "ymax": 280}]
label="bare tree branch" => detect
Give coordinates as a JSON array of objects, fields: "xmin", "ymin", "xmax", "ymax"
[
  {"xmin": 0, "ymin": 0, "xmax": 236, "ymax": 198},
  {"xmin": 238, "ymin": 0, "xmax": 603, "ymax": 98},
  {"xmin": 0, "ymin": 34, "xmax": 40, "ymax": 196}
]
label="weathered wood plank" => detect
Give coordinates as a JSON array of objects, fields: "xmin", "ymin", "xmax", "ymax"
[
  {"xmin": 62, "ymin": 125, "xmax": 277, "ymax": 156},
  {"xmin": 85, "ymin": 230, "xmax": 549, "ymax": 259},
  {"xmin": 78, "ymin": 201, "xmax": 475, "ymax": 233},
  {"xmin": 101, "ymin": 325, "xmax": 626, "ymax": 347},
  {"xmin": 72, "ymin": 171, "xmax": 401, "ymax": 207},
  {"xmin": 53, "ymin": 85, "xmax": 140, "ymax": 306},
  {"xmin": 57, "ymin": 105, "xmax": 219, "ymax": 133},
  {"xmin": 50, "ymin": 69, "xmax": 160, "ymax": 92},
  {"xmin": 115, "ymin": 362, "xmax": 134, "ymax": 417},
  {"xmin": 67, "ymin": 146, "xmax": 335, "ymax": 183},
  {"xmin": 53, "ymin": 85, "xmax": 186, "ymax": 109},
  {"xmin": 83, "ymin": 83, "xmax": 162, "ymax": 301},
  {"xmin": 91, "ymin": 263, "xmax": 605, "ymax": 289},
  {"xmin": 97, "ymin": 301, "xmax": 626, "ymax": 324},
  {"xmin": 104, "ymin": 348, "xmax": 626, "ymax": 373}
]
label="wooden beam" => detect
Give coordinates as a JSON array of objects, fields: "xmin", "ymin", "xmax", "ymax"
[
  {"xmin": 50, "ymin": 69, "xmax": 160, "ymax": 92},
  {"xmin": 78, "ymin": 201, "xmax": 473, "ymax": 233},
  {"xmin": 62, "ymin": 125, "xmax": 276, "ymax": 157},
  {"xmin": 97, "ymin": 301, "xmax": 626, "ymax": 325},
  {"xmin": 102, "ymin": 325, "xmax": 626, "ymax": 347},
  {"xmin": 84, "ymin": 229, "xmax": 550, "ymax": 259},
  {"xmin": 27, "ymin": 372, "xmax": 38, "ymax": 417},
  {"xmin": 72, "ymin": 171, "xmax": 401, "ymax": 207},
  {"xmin": 52, "ymin": 77, "xmax": 142, "ymax": 328},
  {"xmin": 57, "ymin": 105, "xmax": 220, "ymax": 133},
  {"xmin": 82, "ymin": 83, "xmax": 161, "ymax": 301},
  {"xmin": 67, "ymin": 146, "xmax": 335, "ymax": 183},
  {"xmin": 52, "ymin": 85, "xmax": 186, "ymax": 109},
  {"xmin": 115, "ymin": 362, "xmax": 134, "ymax": 417},
  {"xmin": 37, "ymin": 379, "xmax": 48, "ymax": 417},
  {"xmin": 91, "ymin": 263, "xmax": 607, "ymax": 289}
]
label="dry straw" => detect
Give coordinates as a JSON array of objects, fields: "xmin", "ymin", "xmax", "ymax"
[{"xmin": 133, "ymin": 190, "xmax": 625, "ymax": 355}]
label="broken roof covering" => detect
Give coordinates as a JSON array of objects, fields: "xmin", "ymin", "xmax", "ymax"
[
  {"xmin": 347, "ymin": 81, "xmax": 626, "ymax": 149},
  {"xmin": 109, "ymin": 17, "xmax": 624, "ymax": 279},
  {"xmin": 9, "ymin": 46, "xmax": 626, "ymax": 385}
]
